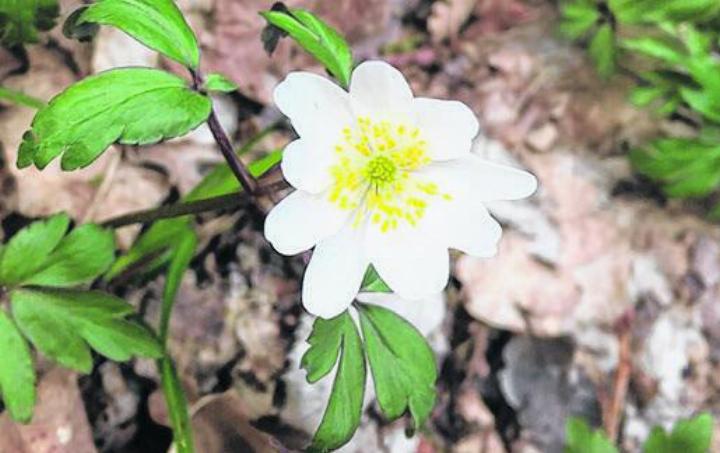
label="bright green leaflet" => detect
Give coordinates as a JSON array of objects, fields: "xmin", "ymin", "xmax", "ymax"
[
  {"xmin": 261, "ymin": 9, "xmax": 353, "ymax": 88},
  {"xmin": 203, "ymin": 73, "xmax": 238, "ymax": 94},
  {"xmin": 0, "ymin": 310, "xmax": 36, "ymax": 423},
  {"xmin": 358, "ymin": 303, "xmax": 436, "ymax": 429},
  {"xmin": 78, "ymin": 0, "xmax": 199, "ymax": 68},
  {"xmin": 160, "ymin": 230, "xmax": 197, "ymax": 344},
  {"xmin": 589, "ymin": 24, "xmax": 616, "ymax": 79},
  {"xmin": 564, "ymin": 417, "xmax": 618, "ymax": 453},
  {"xmin": 11, "ymin": 288, "xmax": 163, "ymax": 373},
  {"xmin": 0, "ymin": 0, "xmax": 59, "ymax": 47},
  {"xmin": 643, "ymin": 413, "xmax": 714, "ymax": 453},
  {"xmin": 18, "ymin": 67, "xmax": 211, "ymax": 171},
  {"xmin": 302, "ymin": 312, "xmax": 365, "ymax": 452},
  {"xmin": 0, "ymin": 86, "xmax": 45, "ymax": 110},
  {"xmin": 0, "ymin": 213, "xmax": 69, "ymax": 286},
  {"xmin": 23, "ymin": 223, "xmax": 115, "ymax": 288}
]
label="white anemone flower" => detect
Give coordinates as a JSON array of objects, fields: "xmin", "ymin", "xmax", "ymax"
[{"xmin": 264, "ymin": 61, "xmax": 537, "ymax": 319}]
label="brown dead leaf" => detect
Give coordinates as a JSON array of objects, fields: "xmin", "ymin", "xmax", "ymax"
[
  {"xmin": 428, "ymin": 0, "xmax": 477, "ymax": 43},
  {"xmin": 0, "ymin": 368, "xmax": 96, "ymax": 453}
]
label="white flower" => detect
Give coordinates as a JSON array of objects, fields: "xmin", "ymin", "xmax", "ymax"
[{"xmin": 265, "ymin": 61, "xmax": 537, "ymax": 319}]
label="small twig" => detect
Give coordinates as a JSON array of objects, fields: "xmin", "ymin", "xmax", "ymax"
[
  {"xmin": 102, "ymin": 193, "xmax": 250, "ymax": 229},
  {"xmin": 82, "ymin": 150, "xmax": 122, "ymax": 223},
  {"xmin": 601, "ymin": 311, "xmax": 634, "ymax": 441}
]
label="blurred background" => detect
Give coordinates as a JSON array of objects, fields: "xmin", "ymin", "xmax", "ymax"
[{"xmin": 1, "ymin": 0, "xmax": 719, "ymax": 452}]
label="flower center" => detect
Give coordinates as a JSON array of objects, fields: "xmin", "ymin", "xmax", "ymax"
[
  {"xmin": 364, "ymin": 155, "xmax": 397, "ymax": 186},
  {"xmin": 327, "ymin": 116, "xmax": 451, "ymax": 232}
]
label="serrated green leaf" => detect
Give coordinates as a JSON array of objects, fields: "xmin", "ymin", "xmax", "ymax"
[
  {"xmin": 0, "ymin": 213, "xmax": 69, "ymax": 286},
  {"xmin": 0, "ymin": 0, "xmax": 59, "ymax": 47},
  {"xmin": 589, "ymin": 24, "xmax": 616, "ymax": 79},
  {"xmin": 358, "ymin": 303, "xmax": 436, "ymax": 429},
  {"xmin": 565, "ymin": 417, "xmax": 618, "ymax": 453},
  {"xmin": 680, "ymin": 87, "xmax": 720, "ymax": 122},
  {"xmin": 19, "ymin": 68, "xmax": 211, "ymax": 171},
  {"xmin": 11, "ymin": 288, "xmax": 162, "ymax": 373},
  {"xmin": 643, "ymin": 413, "xmax": 714, "ymax": 453},
  {"xmin": 261, "ymin": 8, "xmax": 353, "ymax": 87},
  {"xmin": 360, "ymin": 265, "xmax": 391, "ymax": 293},
  {"xmin": 78, "ymin": 0, "xmax": 199, "ymax": 68},
  {"xmin": 202, "ymin": 73, "xmax": 238, "ymax": 93},
  {"xmin": 0, "ymin": 309, "xmax": 36, "ymax": 423},
  {"xmin": 24, "ymin": 223, "xmax": 115, "ymax": 287},
  {"xmin": 302, "ymin": 312, "xmax": 365, "ymax": 452}
]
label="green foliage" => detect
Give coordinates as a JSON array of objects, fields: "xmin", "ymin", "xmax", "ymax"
[
  {"xmin": 358, "ymin": 303, "xmax": 437, "ymax": 430},
  {"xmin": 261, "ymin": 7, "xmax": 353, "ymax": 88},
  {"xmin": 302, "ymin": 312, "xmax": 366, "ymax": 452},
  {"xmin": 160, "ymin": 357, "xmax": 195, "ymax": 453},
  {"xmin": 559, "ymin": 0, "xmax": 720, "ymax": 214},
  {"xmin": 565, "ymin": 414, "xmax": 715, "ymax": 453},
  {"xmin": 19, "ymin": 68, "xmax": 211, "ymax": 171},
  {"xmin": 202, "ymin": 73, "xmax": 238, "ymax": 94},
  {"xmin": 643, "ymin": 412, "xmax": 714, "ymax": 453},
  {"xmin": 0, "ymin": 310, "xmax": 35, "ymax": 422},
  {"xmin": 0, "ymin": 0, "xmax": 59, "ymax": 48},
  {"xmin": 565, "ymin": 418, "xmax": 618, "ymax": 453},
  {"xmin": 77, "ymin": 0, "xmax": 200, "ymax": 68},
  {"xmin": 0, "ymin": 215, "xmax": 162, "ymax": 422}
]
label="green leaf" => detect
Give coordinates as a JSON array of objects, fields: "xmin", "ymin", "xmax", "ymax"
[
  {"xmin": 11, "ymin": 288, "xmax": 162, "ymax": 373},
  {"xmin": 78, "ymin": 0, "xmax": 200, "ymax": 68},
  {"xmin": 0, "ymin": 213, "xmax": 69, "ymax": 286},
  {"xmin": 643, "ymin": 413, "xmax": 714, "ymax": 453},
  {"xmin": 565, "ymin": 417, "xmax": 618, "ymax": 453},
  {"xmin": 0, "ymin": 0, "xmax": 59, "ymax": 47},
  {"xmin": 0, "ymin": 86, "xmax": 45, "ymax": 109},
  {"xmin": 622, "ymin": 36, "xmax": 685, "ymax": 65},
  {"xmin": 559, "ymin": 1, "xmax": 600, "ymax": 40},
  {"xmin": 261, "ymin": 8, "xmax": 353, "ymax": 88},
  {"xmin": 0, "ymin": 309, "xmax": 36, "ymax": 423},
  {"xmin": 24, "ymin": 223, "xmax": 115, "ymax": 287},
  {"xmin": 360, "ymin": 265, "xmax": 391, "ymax": 293},
  {"xmin": 589, "ymin": 24, "xmax": 616, "ymax": 79},
  {"xmin": 357, "ymin": 303, "xmax": 436, "ymax": 429},
  {"xmin": 19, "ymin": 67, "xmax": 211, "ymax": 171},
  {"xmin": 302, "ymin": 312, "xmax": 365, "ymax": 452},
  {"xmin": 202, "ymin": 73, "xmax": 238, "ymax": 93},
  {"xmin": 160, "ymin": 357, "xmax": 195, "ymax": 453}
]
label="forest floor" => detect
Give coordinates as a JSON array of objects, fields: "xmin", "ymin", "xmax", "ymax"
[{"xmin": 0, "ymin": 0, "xmax": 719, "ymax": 452}]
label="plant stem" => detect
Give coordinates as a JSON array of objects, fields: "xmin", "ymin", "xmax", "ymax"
[
  {"xmin": 0, "ymin": 86, "xmax": 45, "ymax": 109},
  {"xmin": 102, "ymin": 193, "xmax": 249, "ymax": 229},
  {"xmin": 191, "ymin": 69, "xmax": 258, "ymax": 194}
]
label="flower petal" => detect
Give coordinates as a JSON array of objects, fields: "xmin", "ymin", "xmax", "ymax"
[
  {"xmin": 302, "ymin": 226, "xmax": 368, "ymax": 318},
  {"xmin": 281, "ymin": 139, "xmax": 333, "ymax": 193},
  {"xmin": 273, "ymin": 71, "xmax": 354, "ymax": 141},
  {"xmin": 264, "ymin": 190, "xmax": 348, "ymax": 255},
  {"xmin": 445, "ymin": 203, "xmax": 502, "ymax": 257},
  {"xmin": 368, "ymin": 225, "xmax": 450, "ymax": 300},
  {"xmin": 420, "ymin": 154, "xmax": 537, "ymax": 202},
  {"xmin": 414, "ymin": 97, "xmax": 479, "ymax": 160},
  {"xmin": 349, "ymin": 61, "xmax": 414, "ymax": 120}
]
